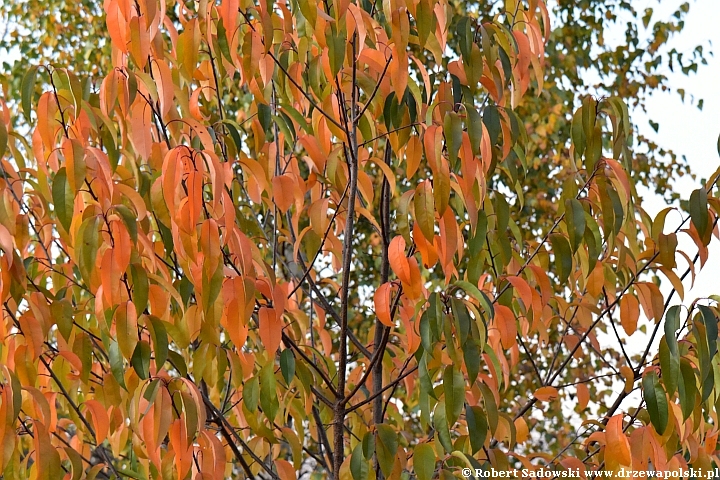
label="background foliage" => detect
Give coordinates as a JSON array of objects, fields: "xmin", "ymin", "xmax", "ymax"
[{"xmin": 0, "ymin": 0, "xmax": 718, "ymax": 479}]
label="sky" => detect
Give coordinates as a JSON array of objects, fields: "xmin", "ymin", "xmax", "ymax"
[{"xmin": 632, "ymin": 0, "xmax": 720, "ymax": 305}]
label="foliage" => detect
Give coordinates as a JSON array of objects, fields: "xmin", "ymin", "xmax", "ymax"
[
  {"xmin": 0, "ymin": 0, "xmax": 718, "ymax": 479},
  {"xmin": 0, "ymin": 1, "xmax": 707, "ymax": 217}
]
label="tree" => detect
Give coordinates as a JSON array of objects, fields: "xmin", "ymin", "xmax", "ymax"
[{"xmin": 0, "ymin": 0, "xmax": 717, "ymax": 479}]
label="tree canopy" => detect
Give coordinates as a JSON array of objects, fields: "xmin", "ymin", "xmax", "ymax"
[{"xmin": 0, "ymin": 0, "xmax": 718, "ymax": 479}]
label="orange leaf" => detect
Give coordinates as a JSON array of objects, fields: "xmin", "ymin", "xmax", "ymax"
[
  {"xmin": 635, "ymin": 282, "xmax": 664, "ymax": 322},
  {"xmin": 619, "ymin": 366, "xmax": 635, "ymax": 394},
  {"xmin": 494, "ymin": 304, "xmax": 517, "ymax": 349},
  {"xmin": 272, "ymin": 174, "xmax": 296, "ymax": 213},
  {"xmin": 506, "ymin": 276, "xmax": 534, "ymax": 312},
  {"xmin": 576, "ymin": 383, "xmax": 590, "ymax": 410},
  {"xmin": 619, "ymin": 294, "xmax": 639, "ymax": 335},
  {"xmin": 388, "ymin": 236, "xmax": 411, "ymax": 284},
  {"xmin": 605, "ymin": 415, "xmax": 632, "ymax": 468},
  {"xmin": 533, "ymin": 386, "xmax": 558, "ymax": 402},
  {"xmin": 84, "ymin": 400, "xmax": 109, "ymax": 444},
  {"xmin": 374, "ymin": 283, "xmax": 394, "ymax": 327},
  {"xmin": 258, "ymin": 307, "xmax": 282, "ymax": 354},
  {"xmin": 276, "ymin": 459, "xmax": 296, "ymax": 480},
  {"xmin": 514, "ymin": 417, "xmax": 529, "ymax": 443},
  {"xmin": 129, "ymin": 100, "xmax": 153, "ymax": 161}
]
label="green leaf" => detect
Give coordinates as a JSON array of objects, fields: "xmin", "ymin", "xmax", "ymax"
[
  {"xmin": 699, "ymin": 305, "xmax": 718, "ymax": 358},
  {"xmin": 478, "ymin": 382, "xmax": 498, "ymax": 433},
  {"xmin": 664, "ymin": 305, "xmax": 681, "ymax": 356},
  {"xmin": 415, "ymin": 0, "xmax": 436, "ymax": 47},
  {"xmin": 148, "ymin": 316, "xmax": 168, "ymax": 371},
  {"xmin": 678, "ymin": 358, "xmax": 697, "ymax": 420},
  {"xmin": 444, "ymin": 111, "xmax": 462, "ymax": 165},
  {"xmin": 244, "ymin": 376, "xmax": 259, "ymax": 413},
  {"xmin": 419, "ymin": 310, "xmax": 434, "ymax": 355},
  {"xmin": 328, "ymin": 29, "xmax": 347, "ymax": 77},
  {"xmin": 414, "ymin": 180, "xmax": 435, "ymax": 242},
  {"xmin": 216, "ymin": 18, "xmax": 232, "ymax": 63},
  {"xmin": 433, "ymin": 401, "xmax": 452, "ymax": 454},
  {"xmin": 375, "ymin": 424, "xmax": 398, "ymax": 477},
  {"xmin": 260, "ymin": 362, "xmax": 279, "ymax": 422},
  {"xmin": 362, "ymin": 431, "xmax": 375, "ymax": 459},
  {"xmin": 350, "ymin": 444, "xmax": 370, "ymax": 480},
  {"xmin": 21, "ymin": 66, "xmax": 39, "ymax": 123},
  {"xmin": 570, "ymin": 108, "xmax": 586, "ymax": 160},
  {"xmin": 77, "ymin": 216, "xmax": 101, "ymax": 283},
  {"xmin": 466, "ymin": 405, "xmax": 488, "ymax": 454},
  {"xmin": 130, "ymin": 264, "xmax": 149, "ymax": 314},
  {"xmin": 659, "ymin": 338, "xmax": 680, "ymax": 397},
  {"xmin": 454, "ymin": 280, "xmax": 494, "ymax": 321},
  {"xmin": 113, "ymin": 205, "xmax": 138, "ymax": 242},
  {"xmin": 109, "ymin": 341, "xmax": 127, "ymax": 389},
  {"xmin": 413, "ymin": 443, "xmax": 436, "ymax": 480},
  {"xmin": 689, "ymin": 188, "xmax": 709, "ymax": 240},
  {"xmin": 642, "ymin": 371, "xmax": 668, "ymax": 434},
  {"xmin": 450, "ymin": 298, "xmax": 471, "ymax": 347},
  {"xmin": 443, "ymin": 365, "xmax": 465, "ymax": 426},
  {"xmin": 564, "ymin": 199, "xmax": 586, "ymax": 252},
  {"xmin": 130, "ymin": 340, "xmax": 151, "ymax": 380},
  {"xmin": 465, "ymin": 104, "xmax": 483, "ymax": 155},
  {"xmin": 52, "ymin": 168, "xmax": 74, "ymax": 232},
  {"xmin": 549, "ymin": 233, "xmax": 573, "ymax": 283},
  {"xmin": 462, "ymin": 339, "xmax": 481, "ymax": 387},
  {"xmin": 280, "ymin": 349, "xmax": 296, "ymax": 385},
  {"xmin": 51, "ymin": 299, "xmax": 74, "ymax": 342},
  {"xmin": 418, "ymin": 353, "xmax": 436, "ymax": 400},
  {"xmin": 483, "ymin": 105, "xmax": 500, "ymax": 145}
]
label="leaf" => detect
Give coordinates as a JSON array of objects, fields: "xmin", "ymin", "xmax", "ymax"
[
  {"xmin": 444, "ymin": 111, "xmax": 462, "ymax": 164},
  {"xmin": 564, "ymin": 199, "xmax": 586, "ymax": 252},
  {"xmin": 350, "ymin": 444, "xmax": 370, "ymax": 480},
  {"xmin": 635, "ymin": 282, "xmax": 664, "ymax": 323},
  {"xmin": 689, "ymin": 188, "xmax": 709, "ymax": 240},
  {"xmin": 605, "ymin": 415, "xmax": 631, "ymax": 468},
  {"xmin": 576, "ymin": 383, "xmax": 590, "ymax": 410},
  {"xmin": 664, "ymin": 305, "xmax": 681, "ymax": 356},
  {"xmin": 619, "ymin": 294, "xmax": 639, "ymax": 336},
  {"xmin": 533, "ymin": 386, "xmax": 558, "ymax": 402},
  {"xmin": 465, "ymin": 405, "xmax": 488, "ymax": 454},
  {"xmin": 280, "ymin": 349, "xmax": 295, "ymax": 385},
  {"xmin": 84, "ymin": 400, "xmax": 109, "ymax": 444},
  {"xmin": 465, "ymin": 104, "xmax": 483, "ymax": 154},
  {"xmin": 374, "ymin": 282, "xmax": 394, "ymax": 327},
  {"xmin": 258, "ymin": 307, "xmax": 282, "ymax": 354},
  {"xmin": 433, "ymin": 402, "xmax": 452, "ymax": 454},
  {"xmin": 678, "ymin": 358, "xmax": 697, "ymax": 420},
  {"xmin": 0, "ymin": 121, "xmax": 7, "ymax": 159},
  {"xmin": 659, "ymin": 338, "xmax": 680, "ymax": 397},
  {"xmin": 244, "ymin": 376, "xmax": 259, "ymax": 413},
  {"xmin": 549, "ymin": 233, "xmax": 573, "ymax": 283},
  {"xmin": 21, "ymin": 66, "xmax": 39, "ymax": 123},
  {"xmin": 494, "ymin": 304, "xmax": 516, "ymax": 349},
  {"xmin": 130, "ymin": 341, "xmax": 151, "ymax": 380},
  {"xmin": 642, "ymin": 371, "xmax": 668, "ymax": 434},
  {"xmin": 414, "ymin": 180, "xmax": 436, "ymax": 242},
  {"xmin": 108, "ymin": 341, "xmax": 127, "ymax": 389},
  {"xmin": 442, "ymin": 365, "xmax": 464, "ymax": 426},
  {"xmin": 375, "ymin": 424, "xmax": 398, "ymax": 477},
  {"xmin": 413, "ymin": 443, "xmax": 436, "ymax": 480},
  {"xmin": 77, "ymin": 216, "xmax": 101, "ymax": 283},
  {"xmin": 260, "ymin": 362, "xmax": 279, "ymax": 422},
  {"xmin": 148, "ymin": 316, "xmax": 169, "ymax": 371},
  {"xmin": 52, "ymin": 168, "xmax": 74, "ymax": 232}
]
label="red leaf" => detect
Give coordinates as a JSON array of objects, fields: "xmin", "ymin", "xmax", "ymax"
[
  {"xmin": 258, "ymin": 307, "xmax": 282, "ymax": 354},
  {"xmin": 374, "ymin": 283, "xmax": 394, "ymax": 327}
]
